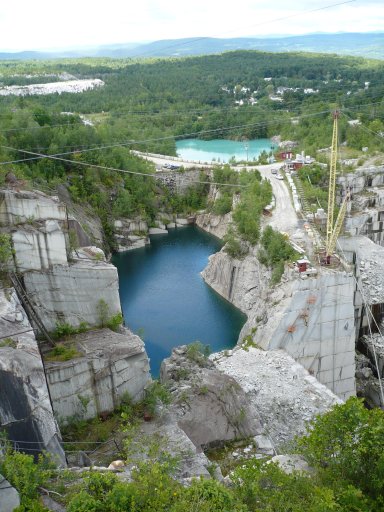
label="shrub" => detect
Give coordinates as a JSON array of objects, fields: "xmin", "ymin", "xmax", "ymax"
[
  {"xmin": 0, "ymin": 233, "xmax": 13, "ymax": 273},
  {"xmin": 212, "ymin": 194, "xmax": 233, "ymax": 215},
  {"xmin": 0, "ymin": 450, "xmax": 53, "ymax": 509},
  {"xmin": 223, "ymin": 227, "xmax": 248, "ymax": 259},
  {"xmin": 186, "ymin": 341, "xmax": 210, "ymax": 364},
  {"xmin": 52, "ymin": 322, "xmax": 77, "ymax": 339},
  {"xmin": 296, "ymin": 397, "xmax": 384, "ymax": 502},
  {"xmin": 106, "ymin": 312, "xmax": 123, "ymax": 332},
  {"xmin": 97, "ymin": 299, "xmax": 123, "ymax": 331},
  {"xmin": 233, "ymin": 176, "xmax": 272, "ymax": 245},
  {"xmin": 259, "ymin": 226, "xmax": 299, "ymax": 284},
  {"xmin": 143, "ymin": 381, "xmax": 171, "ymax": 416}
]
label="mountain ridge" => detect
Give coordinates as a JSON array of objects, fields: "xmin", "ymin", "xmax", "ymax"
[{"xmin": 1, "ymin": 32, "xmax": 383, "ymax": 60}]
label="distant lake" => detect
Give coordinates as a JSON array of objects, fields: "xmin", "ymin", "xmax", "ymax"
[
  {"xmin": 176, "ymin": 138, "xmax": 275, "ymax": 163},
  {"xmin": 113, "ymin": 226, "xmax": 246, "ymax": 377}
]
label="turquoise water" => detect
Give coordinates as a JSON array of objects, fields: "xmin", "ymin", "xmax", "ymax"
[
  {"xmin": 176, "ymin": 138, "xmax": 274, "ymax": 163},
  {"xmin": 112, "ymin": 226, "xmax": 246, "ymax": 377}
]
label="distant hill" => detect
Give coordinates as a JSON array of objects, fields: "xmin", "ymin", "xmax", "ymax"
[
  {"xmin": 122, "ymin": 33, "xmax": 384, "ymax": 60},
  {"xmin": 1, "ymin": 33, "xmax": 383, "ymax": 60}
]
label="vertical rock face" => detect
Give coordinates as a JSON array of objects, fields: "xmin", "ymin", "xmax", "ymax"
[
  {"xmin": 0, "ymin": 288, "xmax": 66, "ymax": 466},
  {"xmin": 0, "ymin": 474, "xmax": 20, "ymax": 512},
  {"xmin": 0, "ymin": 190, "xmax": 67, "ymax": 226},
  {"xmin": 202, "ymin": 247, "xmax": 356, "ymax": 401},
  {"xmin": 12, "ymin": 220, "xmax": 68, "ymax": 272},
  {"xmin": 45, "ymin": 328, "xmax": 150, "ymax": 423},
  {"xmin": 201, "ymin": 245, "xmax": 270, "ymax": 313},
  {"xmin": 23, "ymin": 261, "xmax": 122, "ymax": 332},
  {"xmin": 196, "ymin": 212, "xmax": 232, "ymax": 240},
  {"xmin": 261, "ymin": 272, "xmax": 356, "ymax": 401}
]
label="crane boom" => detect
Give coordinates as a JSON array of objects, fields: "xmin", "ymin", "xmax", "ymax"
[
  {"xmin": 326, "ymin": 111, "xmax": 339, "ymax": 256},
  {"xmin": 326, "ymin": 190, "xmax": 349, "ymax": 257}
]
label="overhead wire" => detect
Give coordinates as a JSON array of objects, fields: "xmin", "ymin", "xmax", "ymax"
[
  {"xmin": 0, "ymin": 107, "xmax": 357, "ymax": 166},
  {"xmin": 0, "ymin": 143, "xmax": 255, "ymax": 188},
  {"xmin": 1, "ymin": 95, "xmax": 383, "ymax": 166}
]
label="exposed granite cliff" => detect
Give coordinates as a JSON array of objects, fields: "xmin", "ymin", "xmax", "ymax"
[
  {"xmin": 0, "ymin": 287, "xmax": 66, "ymax": 465},
  {"xmin": 199, "ymin": 214, "xmax": 356, "ymax": 401},
  {"xmin": 0, "ymin": 187, "xmax": 151, "ymax": 457},
  {"xmin": 46, "ymin": 328, "xmax": 150, "ymax": 423}
]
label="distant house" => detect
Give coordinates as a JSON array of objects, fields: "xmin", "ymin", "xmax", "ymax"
[
  {"xmin": 284, "ymin": 152, "xmax": 315, "ymax": 171},
  {"xmin": 279, "ymin": 151, "xmax": 293, "ymax": 160}
]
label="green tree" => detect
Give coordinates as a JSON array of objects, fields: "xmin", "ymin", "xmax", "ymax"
[{"xmin": 297, "ymin": 397, "xmax": 384, "ymax": 504}]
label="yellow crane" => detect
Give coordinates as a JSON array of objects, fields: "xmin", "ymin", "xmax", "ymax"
[{"xmin": 324, "ymin": 111, "xmax": 349, "ymax": 264}]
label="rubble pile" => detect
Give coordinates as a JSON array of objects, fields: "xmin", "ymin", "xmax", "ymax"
[
  {"xmin": 212, "ymin": 347, "xmax": 341, "ymax": 447},
  {"xmin": 355, "ymin": 350, "xmax": 384, "ymax": 408},
  {"xmin": 359, "ymin": 257, "xmax": 384, "ymax": 304},
  {"xmin": 360, "ymin": 333, "xmax": 384, "ymax": 377}
]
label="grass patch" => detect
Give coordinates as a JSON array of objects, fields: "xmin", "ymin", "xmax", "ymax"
[
  {"xmin": 45, "ymin": 343, "xmax": 82, "ymax": 362},
  {"xmin": 205, "ymin": 438, "xmax": 260, "ymax": 476},
  {"xmin": 0, "ymin": 337, "xmax": 17, "ymax": 349}
]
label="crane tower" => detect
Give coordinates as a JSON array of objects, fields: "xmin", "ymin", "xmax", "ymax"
[{"xmin": 324, "ymin": 111, "xmax": 349, "ymax": 264}]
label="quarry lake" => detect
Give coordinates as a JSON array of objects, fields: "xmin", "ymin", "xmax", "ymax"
[
  {"xmin": 176, "ymin": 138, "xmax": 275, "ymax": 163},
  {"xmin": 113, "ymin": 226, "xmax": 246, "ymax": 376}
]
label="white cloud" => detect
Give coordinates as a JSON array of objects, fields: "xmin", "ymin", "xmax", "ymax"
[{"xmin": 0, "ymin": 0, "xmax": 383, "ymax": 51}]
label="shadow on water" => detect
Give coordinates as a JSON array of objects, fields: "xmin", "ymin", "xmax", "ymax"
[{"xmin": 112, "ymin": 225, "xmax": 247, "ymax": 377}]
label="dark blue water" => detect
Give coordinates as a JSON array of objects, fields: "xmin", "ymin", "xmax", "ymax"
[{"xmin": 112, "ymin": 226, "xmax": 246, "ymax": 376}]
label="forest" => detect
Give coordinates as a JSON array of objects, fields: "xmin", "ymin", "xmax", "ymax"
[{"xmin": 0, "ymin": 49, "xmax": 383, "ymax": 253}]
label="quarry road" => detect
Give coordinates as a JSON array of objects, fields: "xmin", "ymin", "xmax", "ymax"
[
  {"xmin": 133, "ymin": 151, "xmax": 300, "ymax": 235},
  {"xmin": 254, "ymin": 163, "xmax": 300, "ymax": 236}
]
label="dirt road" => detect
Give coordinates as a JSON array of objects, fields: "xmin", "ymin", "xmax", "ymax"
[{"xmin": 254, "ymin": 164, "xmax": 300, "ymax": 235}]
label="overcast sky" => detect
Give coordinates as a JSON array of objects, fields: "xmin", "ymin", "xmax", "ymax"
[{"xmin": 1, "ymin": 0, "xmax": 383, "ymax": 52}]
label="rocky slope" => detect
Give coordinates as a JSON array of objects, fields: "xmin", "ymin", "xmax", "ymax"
[{"xmin": 144, "ymin": 344, "xmax": 341, "ymax": 479}]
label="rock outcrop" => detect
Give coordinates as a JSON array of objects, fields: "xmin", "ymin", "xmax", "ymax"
[
  {"xmin": 0, "ymin": 474, "xmax": 20, "ymax": 512},
  {"xmin": 114, "ymin": 219, "xmax": 149, "ymax": 251},
  {"xmin": 45, "ymin": 328, "xmax": 150, "ymax": 423},
  {"xmin": 160, "ymin": 345, "xmax": 262, "ymax": 449},
  {"xmin": 0, "ymin": 189, "xmax": 66, "ymax": 225},
  {"xmin": 23, "ymin": 260, "xmax": 122, "ymax": 331},
  {"xmin": 153, "ymin": 344, "xmax": 340, "ymax": 478},
  {"xmin": 355, "ymin": 351, "xmax": 383, "ymax": 408}
]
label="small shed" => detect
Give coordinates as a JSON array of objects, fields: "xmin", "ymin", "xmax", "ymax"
[{"xmin": 297, "ymin": 259, "xmax": 309, "ymax": 273}]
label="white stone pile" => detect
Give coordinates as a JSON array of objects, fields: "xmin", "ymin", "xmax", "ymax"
[
  {"xmin": 0, "ymin": 79, "xmax": 104, "ymax": 96},
  {"xmin": 213, "ymin": 347, "xmax": 341, "ymax": 447},
  {"xmin": 360, "ymin": 254, "xmax": 384, "ymax": 304}
]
